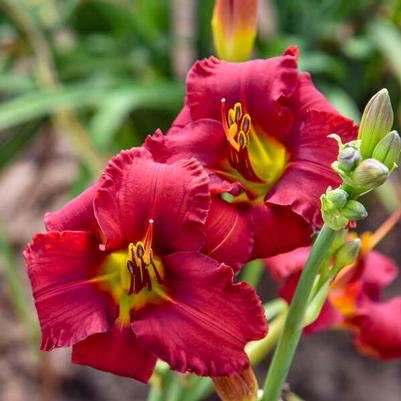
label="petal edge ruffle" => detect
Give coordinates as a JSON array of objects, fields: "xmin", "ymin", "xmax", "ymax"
[
  {"xmin": 24, "ymin": 231, "xmax": 114, "ymax": 351},
  {"xmin": 132, "ymin": 252, "xmax": 267, "ymax": 377}
]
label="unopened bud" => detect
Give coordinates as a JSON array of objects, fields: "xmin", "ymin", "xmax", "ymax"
[
  {"xmin": 358, "ymin": 89, "xmax": 394, "ymax": 159},
  {"xmin": 342, "ymin": 200, "xmax": 368, "ymax": 221},
  {"xmin": 326, "ymin": 187, "xmax": 348, "ymax": 209},
  {"xmin": 352, "ymin": 158, "xmax": 389, "ymax": 191},
  {"xmin": 333, "ymin": 239, "xmax": 361, "ymax": 270},
  {"xmin": 321, "ymin": 206, "xmax": 349, "ymax": 231},
  {"xmin": 338, "ymin": 146, "xmax": 362, "ymax": 171},
  {"xmin": 213, "ymin": 366, "xmax": 258, "ymax": 401},
  {"xmin": 212, "ymin": 0, "xmax": 258, "ymax": 62},
  {"xmin": 304, "ymin": 281, "xmax": 330, "ymax": 327},
  {"xmin": 372, "ymin": 130, "xmax": 401, "ymax": 170},
  {"xmin": 321, "ymin": 188, "xmax": 349, "ymax": 230}
]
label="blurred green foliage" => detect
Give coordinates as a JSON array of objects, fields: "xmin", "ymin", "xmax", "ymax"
[{"xmin": 0, "ymin": 0, "xmax": 401, "ymax": 182}]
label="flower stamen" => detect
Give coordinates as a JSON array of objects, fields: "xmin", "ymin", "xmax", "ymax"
[
  {"xmin": 122, "ymin": 219, "xmax": 163, "ymax": 296},
  {"xmin": 221, "ymin": 99, "xmax": 263, "ymax": 183}
]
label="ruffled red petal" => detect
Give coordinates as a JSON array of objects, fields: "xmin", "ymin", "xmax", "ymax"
[
  {"xmin": 267, "ymin": 110, "xmax": 357, "ymax": 226},
  {"xmin": 287, "ymin": 73, "xmax": 338, "ymax": 120},
  {"xmin": 265, "ymin": 246, "xmax": 310, "ymax": 282},
  {"xmin": 145, "ymin": 123, "xmax": 242, "ymax": 195},
  {"xmin": 202, "ymin": 196, "xmax": 253, "ymax": 271},
  {"xmin": 72, "ymin": 323, "xmax": 157, "ymax": 382},
  {"xmin": 182, "ymin": 52, "xmax": 299, "ymax": 142},
  {"xmin": 145, "ymin": 122, "xmax": 225, "ymax": 165},
  {"xmin": 44, "ymin": 184, "xmax": 101, "ymax": 237},
  {"xmin": 288, "ymin": 110, "xmax": 357, "ymax": 166},
  {"xmin": 132, "ymin": 252, "xmax": 267, "ymax": 377},
  {"xmin": 356, "ymin": 251, "xmax": 398, "ymax": 301},
  {"xmin": 250, "ymin": 204, "xmax": 312, "ymax": 259},
  {"xmin": 23, "ymin": 232, "xmax": 114, "ymax": 351},
  {"xmin": 94, "ymin": 147, "xmax": 210, "ymax": 253},
  {"xmin": 353, "ymin": 297, "xmax": 401, "ymax": 359},
  {"xmin": 170, "ymin": 105, "xmax": 193, "ymax": 130}
]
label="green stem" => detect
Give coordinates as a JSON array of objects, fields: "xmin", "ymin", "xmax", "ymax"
[
  {"xmin": 260, "ymin": 224, "xmax": 337, "ymax": 401},
  {"xmin": 241, "ymin": 259, "xmax": 264, "ymax": 288},
  {"xmin": 147, "ymin": 385, "xmax": 163, "ymax": 401},
  {"xmin": 247, "ymin": 309, "xmax": 288, "ymax": 366}
]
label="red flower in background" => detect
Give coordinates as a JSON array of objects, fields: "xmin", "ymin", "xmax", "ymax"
[
  {"xmin": 145, "ymin": 47, "xmax": 358, "ymax": 259},
  {"xmin": 265, "ymin": 244, "xmax": 401, "ymax": 359},
  {"xmin": 24, "ymin": 148, "xmax": 267, "ymax": 382}
]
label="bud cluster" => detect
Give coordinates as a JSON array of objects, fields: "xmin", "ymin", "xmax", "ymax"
[
  {"xmin": 321, "ymin": 187, "xmax": 367, "ymax": 230},
  {"xmin": 331, "ymin": 89, "xmax": 400, "ymax": 198}
]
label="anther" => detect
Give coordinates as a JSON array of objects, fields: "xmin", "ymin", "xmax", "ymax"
[
  {"xmin": 127, "ymin": 260, "xmax": 134, "ymax": 275},
  {"xmin": 241, "ymin": 114, "xmax": 251, "ymax": 133},
  {"xmin": 234, "ymin": 103, "xmax": 242, "ymax": 122},
  {"xmin": 136, "ymin": 243, "xmax": 145, "ymax": 258},
  {"xmin": 238, "ymin": 131, "xmax": 247, "ymax": 149},
  {"xmin": 228, "ymin": 109, "xmax": 235, "ymax": 126},
  {"xmin": 126, "ymin": 260, "xmax": 135, "ymax": 295},
  {"xmin": 221, "ymin": 98, "xmax": 241, "ymax": 152}
]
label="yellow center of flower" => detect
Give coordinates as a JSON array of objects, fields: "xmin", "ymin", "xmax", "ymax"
[
  {"xmin": 99, "ymin": 219, "xmax": 167, "ymax": 323},
  {"xmin": 220, "ymin": 99, "xmax": 289, "ymax": 203}
]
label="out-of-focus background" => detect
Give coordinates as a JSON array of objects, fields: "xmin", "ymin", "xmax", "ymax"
[{"xmin": 1, "ymin": 1, "xmax": 401, "ymax": 400}]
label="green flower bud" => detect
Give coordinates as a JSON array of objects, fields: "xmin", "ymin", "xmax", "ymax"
[
  {"xmin": 338, "ymin": 146, "xmax": 362, "ymax": 171},
  {"xmin": 352, "ymin": 158, "xmax": 389, "ymax": 192},
  {"xmin": 304, "ymin": 281, "xmax": 330, "ymax": 327},
  {"xmin": 321, "ymin": 188, "xmax": 350, "ymax": 230},
  {"xmin": 321, "ymin": 206, "xmax": 349, "ymax": 231},
  {"xmin": 372, "ymin": 130, "xmax": 401, "ymax": 170},
  {"xmin": 325, "ymin": 187, "xmax": 348, "ymax": 208},
  {"xmin": 358, "ymin": 89, "xmax": 394, "ymax": 159},
  {"xmin": 342, "ymin": 200, "xmax": 368, "ymax": 221},
  {"xmin": 333, "ymin": 239, "xmax": 361, "ymax": 270}
]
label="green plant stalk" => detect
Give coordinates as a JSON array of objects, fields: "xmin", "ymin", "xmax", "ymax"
[
  {"xmin": 260, "ymin": 224, "xmax": 337, "ymax": 401},
  {"xmin": 241, "ymin": 259, "xmax": 265, "ymax": 288},
  {"xmin": 2, "ymin": 0, "xmax": 105, "ymax": 177},
  {"xmin": 147, "ymin": 385, "xmax": 163, "ymax": 401},
  {"xmin": 247, "ymin": 308, "xmax": 288, "ymax": 366}
]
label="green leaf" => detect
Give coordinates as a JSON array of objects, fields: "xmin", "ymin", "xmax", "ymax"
[
  {"xmin": 89, "ymin": 82, "xmax": 184, "ymax": 150},
  {"xmin": 0, "ymin": 81, "xmax": 183, "ymax": 133},
  {"xmin": 0, "ymin": 119, "xmax": 43, "ymax": 170},
  {"xmin": 369, "ymin": 20, "xmax": 401, "ymax": 86},
  {"xmin": 0, "ymin": 73, "xmax": 37, "ymax": 93}
]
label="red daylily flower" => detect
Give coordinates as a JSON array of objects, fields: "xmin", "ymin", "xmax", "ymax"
[
  {"xmin": 145, "ymin": 47, "xmax": 358, "ymax": 259},
  {"xmin": 265, "ymin": 246, "xmax": 401, "ymax": 359},
  {"xmin": 24, "ymin": 148, "xmax": 267, "ymax": 382}
]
